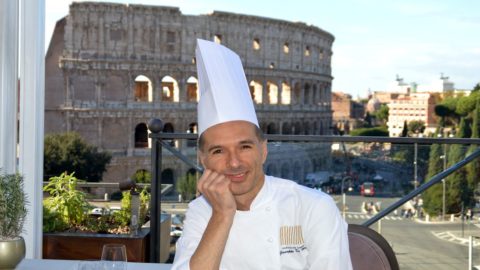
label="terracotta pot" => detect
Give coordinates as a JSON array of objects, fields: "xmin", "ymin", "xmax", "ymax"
[{"xmin": 0, "ymin": 237, "xmax": 25, "ymax": 270}]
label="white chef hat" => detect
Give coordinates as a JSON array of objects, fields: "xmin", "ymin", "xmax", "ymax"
[{"xmin": 196, "ymin": 39, "xmax": 259, "ymax": 136}]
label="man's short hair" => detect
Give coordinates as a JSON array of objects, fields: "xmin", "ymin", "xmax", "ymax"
[{"xmin": 198, "ymin": 124, "xmax": 265, "ymax": 152}]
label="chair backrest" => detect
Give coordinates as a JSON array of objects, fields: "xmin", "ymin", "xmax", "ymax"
[{"xmin": 348, "ymin": 224, "xmax": 399, "ymax": 270}]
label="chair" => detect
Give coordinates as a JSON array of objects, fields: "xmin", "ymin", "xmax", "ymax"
[{"xmin": 348, "ymin": 224, "xmax": 399, "ymax": 270}]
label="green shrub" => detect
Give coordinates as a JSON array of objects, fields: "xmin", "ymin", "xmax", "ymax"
[
  {"xmin": 43, "ymin": 172, "xmax": 89, "ymax": 226},
  {"xmin": 0, "ymin": 173, "xmax": 28, "ymax": 240}
]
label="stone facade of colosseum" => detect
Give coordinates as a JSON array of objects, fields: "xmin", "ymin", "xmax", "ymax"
[{"xmin": 45, "ymin": 2, "xmax": 334, "ymax": 187}]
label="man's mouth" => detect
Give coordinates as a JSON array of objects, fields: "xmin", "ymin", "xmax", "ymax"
[{"xmin": 226, "ymin": 172, "xmax": 247, "ymax": 182}]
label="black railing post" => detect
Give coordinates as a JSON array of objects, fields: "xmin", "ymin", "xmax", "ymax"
[{"xmin": 148, "ymin": 118, "xmax": 163, "ymax": 263}]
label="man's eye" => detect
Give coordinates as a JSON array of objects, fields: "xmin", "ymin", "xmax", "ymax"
[
  {"xmin": 212, "ymin": 149, "xmax": 222, "ymax": 154},
  {"xmin": 241, "ymin": 145, "xmax": 252, "ymax": 149}
]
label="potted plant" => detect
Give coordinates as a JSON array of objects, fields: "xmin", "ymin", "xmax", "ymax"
[
  {"xmin": 0, "ymin": 172, "xmax": 28, "ymax": 269},
  {"xmin": 42, "ymin": 172, "xmax": 154, "ymax": 262}
]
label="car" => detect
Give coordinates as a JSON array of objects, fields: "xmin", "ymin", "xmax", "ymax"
[
  {"xmin": 90, "ymin": 207, "xmax": 105, "ymax": 216},
  {"xmin": 361, "ymin": 182, "xmax": 375, "ymax": 197},
  {"xmin": 90, "ymin": 206, "xmax": 121, "ymax": 216}
]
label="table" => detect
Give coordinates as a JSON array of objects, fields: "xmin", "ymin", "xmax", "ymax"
[{"xmin": 16, "ymin": 259, "xmax": 172, "ymax": 270}]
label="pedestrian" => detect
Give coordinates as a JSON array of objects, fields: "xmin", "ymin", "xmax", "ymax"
[
  {"xmin": 466, "ymin": 208, "xmax": 473, "ymax": 221},
  {"xmin": 171, "ymin": 39, "xmax": 352, "ymax": 270}
]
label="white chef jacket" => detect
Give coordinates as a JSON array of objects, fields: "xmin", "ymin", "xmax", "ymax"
[{"xmin": 172, "ymin": 176, "xmax": 352, "ymax": 270}]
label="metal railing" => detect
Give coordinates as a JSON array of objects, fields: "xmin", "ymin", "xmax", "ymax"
[{"xmin": 147, "ymin": 118, "xmax": 480, "ymax": 263}]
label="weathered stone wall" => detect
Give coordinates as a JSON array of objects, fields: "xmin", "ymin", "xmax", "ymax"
[{"xmin": 45, "ymin": 2, "xmax": 334, "ymax": 185}]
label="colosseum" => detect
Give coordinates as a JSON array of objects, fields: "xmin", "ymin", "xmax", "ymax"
[{"xmin": 45, "ymin": 2, "xmax": 335, "ymax": 189}]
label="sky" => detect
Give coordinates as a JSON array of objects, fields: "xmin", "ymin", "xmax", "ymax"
[{"xmin": 45, "ymin": 0, "xmax": 480, "ymax": 98}]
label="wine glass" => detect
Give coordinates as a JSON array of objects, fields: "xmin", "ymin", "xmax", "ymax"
[{"xmin": 101, "ymin": 244, "xmax": 127, "ymax": 270}]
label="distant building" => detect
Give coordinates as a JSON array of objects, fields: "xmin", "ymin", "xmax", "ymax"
[
  {"xmin": 416, "ymin": 74, "xmax": 454, "ymax": 93},
  {"xmin": 331, "ymin": 92, "xmax": 364, "ymax": 133},
  {"xmin": 386, "ymin": 93, "xmax": 438, "ymax": 137},
  {"xmin": 386, "ymin": 75, "xmax": 414, "ymax": 94}
]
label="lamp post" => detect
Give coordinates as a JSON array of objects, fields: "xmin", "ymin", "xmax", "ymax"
[
  {"xmin": 414, "ymin": 142, "xmax": 418, "ymax": 190},
  {"xmin": 442, "ymin": 144, "xmax": 447, "ymax": 221},
  {"xmin": 341, "ymin": 176, "xmax": 352, "ymax": 219},
  {"xmin": 442, "ymin": 144, "xmax": 447, "ymax": 220}
]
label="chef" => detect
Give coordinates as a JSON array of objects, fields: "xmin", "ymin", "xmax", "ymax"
[{"xmin": 171, "ymin": 39, "xmax": 352, "ymax": 270}]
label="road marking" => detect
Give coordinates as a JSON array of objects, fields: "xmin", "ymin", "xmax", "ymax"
[
  {"xmin": 345, "ymin": 212, "xmax": 403, "ymax": 221},
  {"xmin": 432, "ymin": 231, "xmax": 480, "ymax": 247}
]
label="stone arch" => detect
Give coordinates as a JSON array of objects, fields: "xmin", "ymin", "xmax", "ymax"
[
  {"xmin": 186, "ymin": 76, "xmax": 199, "ymax": 102},
  {"xmin": 281, "ymin": 163, "xmax": 290, "ymax": 179},
  {"xmin": 134, "ymin": 123, "xmax": 148, "ymax": 148},
  {"xmin": 161, "ymin": 168, "xmax": 174, "ymax": 184},
  {"xmin": 304, "ymin": 121, "xmax": 311, "ymax": 135},
  {"xmin": 319, "ymin": 121, "xmax": 324, "ymax": 135},
  {"xmin": 249, "ymin": 80, "xmax": 263, "ymax": 104},
  {"xmin": 267, "ymin": 81, "xmax": 278, "ymax": 104},
  {"xmin": 260, "ymin": 122, "xmax": 268, "ymax": 134},
  {"xmin": 164, "ymin": 122, "xmax": 174, "ymax": 133},
  {"xmin": 282, "ymin": 122, "xmax": 291, "ymax": 135},
  {"xmin": 312, "ymin": 158, "xmax": 318, "ymax": 171},
  {"xmin": 293, "ymin": 161, "xmax": 302, "ymax": 182},
  {"xmin": 161, "ymin": 75, "xmax": 179, "ymax": 102},
  {"xmin": 313, "ymin": 121, "xmax": 318, "ymax": 135},
  {"xmin": 281, "ymin": 81, "xmax": 291, "ymax": 105},
  {"xmin": 267, "ymin": 122, "xmax": 277, "ymax": 134},
  {"xmin": 312, "ymin": 84, "xmax": 318, "ymax": 105},
  {"xmin": 266, "ymin": 163, "xmax": 277, "ymax": 176},
  {"xmin": 134, "ymin": 75, "xmax": 153, "ymax": 102},
  {"xmin": 187, "ymin": 122, "xmax": 197, "ymax": 134},
  {"xmin": 303, "ymin": 160, "xmax": 312, "ymax": 178},
  {"xmin": 187, "ymin": 122, "xmax": 198, "ymax": 147},
  {"xmin": 164, "ymin": 122, "xmax": 175, "ymax": 146},
  {"xmin": 294, "ymin": 121, "xmax": 303, "ymax": 135},
  {"xmin": 304, "ymin": 83, "xmax": 311, "ymax": 105},
  {"xmin": 294, "ymin": 82, "xmax": 301, "ymax": 104}
]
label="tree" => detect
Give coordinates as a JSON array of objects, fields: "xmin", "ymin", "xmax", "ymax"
[
  {"xmin": 44, "ymin": 132, "xmax": 112, "ymax": 182},
  {"xmin": 456, "ymin": 117, "xmax": 471, "ymax": 139},
  {"xmin": 176, "ymin": 173, "xmax": 198, "ymax": 201},
  {"xmin": 473, "ymin": 83, "xmax": 480, "ymax": 92},
  {"xmin": 422, "ymin": 143, "xmax": 444, "ymax": 215},
  {"xmin": 456, "ymin": 94, "xmax": 477, "ymax": 116},
  {"xmin": 363, "ymin": 112, "xmax": 373, "ymax": 128},
  {"xmin": 401, "ymin": 121, "xmax": 408, "ymax": 137},
  {"xmin": 435, "ymin": 98, "xmax": 460, "ymax": 126},
  {"xmin": 444, "ymin": 118, "xmax": 471, "ymax": 213},
  {"xmin": 372, "ymin": 104, "xmax": 388, "ymax": 125},
  {"xmin": 372, "ymin": 104, "xmax": 389, "ymax": 125},
  {"xmin": 131, "ymin": 170, "xmax": 151, "ymax": 184},
  {"xmin": 349, "ymin": 127, "xmax": 389, "ymax": 137},
  {"xmin": 407, "ymin": 120, "xmax": 425, "ymax": 136},
  {"xmin": 472, "ymin": 99, "xmax": 480, "ymax": 137},
  {"xmin": 466, "ymin": 99, "xmax": 480, "ymax": 197}
]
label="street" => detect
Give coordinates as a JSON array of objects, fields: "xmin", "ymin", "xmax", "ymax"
[{"xmin": 333, "ymin": 195, "xmax": 477, "ymax": 269}]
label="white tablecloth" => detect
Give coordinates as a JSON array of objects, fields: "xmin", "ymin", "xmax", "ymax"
[{"xmin": 16, "ymin": 259, "xmax": 172, "ymax": 270}]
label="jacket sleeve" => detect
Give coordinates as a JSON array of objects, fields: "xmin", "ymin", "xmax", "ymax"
[
  {"xmin": 171, "ymin": 198, "xmax": 211, "ymax": 270},
  {"xmin": 305, "ymin": 194, "xmax": 353, "ymax": 270}
]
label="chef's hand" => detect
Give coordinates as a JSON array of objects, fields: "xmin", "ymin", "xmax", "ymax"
[
  {"xmin": 190, "ymin": 169, "xmax": 236, "ymax": 270},
  {"xmin": 197, "ymin": 169, "xmax": 237, "ymax": 216}
]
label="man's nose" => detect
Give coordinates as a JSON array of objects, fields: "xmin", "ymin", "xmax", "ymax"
[{"xmin": 227, "ymin": 151, "xmax": 241, "ymax": 168}]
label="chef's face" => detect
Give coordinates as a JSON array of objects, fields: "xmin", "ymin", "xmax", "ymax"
[{"xmin": 199, "ymin": 121, "xmax": 267, "ymax": 200}]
